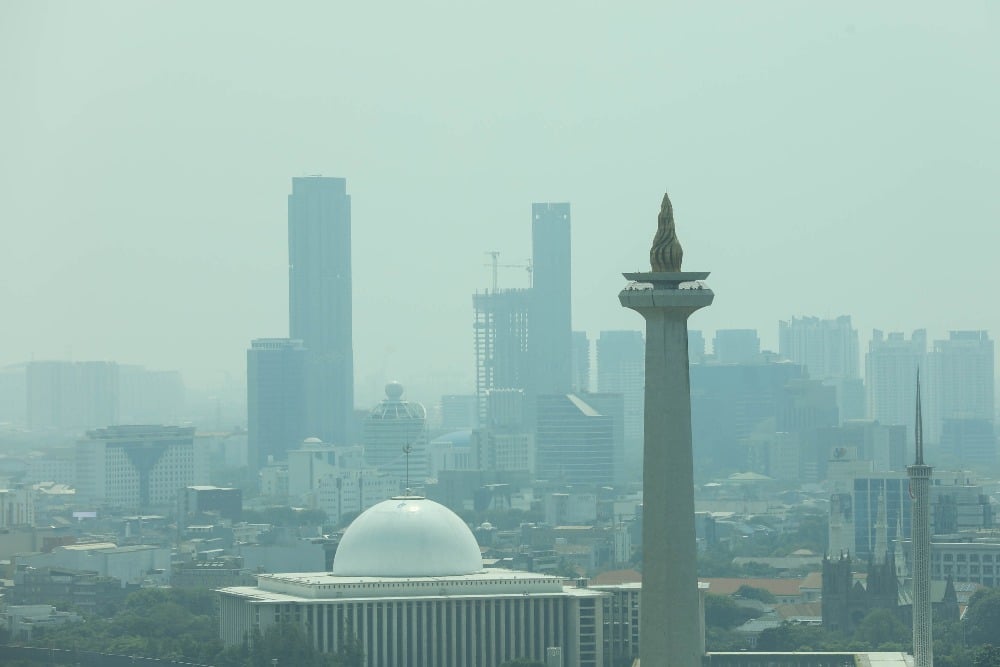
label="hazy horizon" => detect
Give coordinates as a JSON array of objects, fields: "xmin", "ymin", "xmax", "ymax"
[{"xmin": 2, "ymin": 2, "xmax": 998, "ymax": 409}]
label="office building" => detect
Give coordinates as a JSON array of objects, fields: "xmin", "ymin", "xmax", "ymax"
[
  {"xmin": 75, "ymin": 425, "xmax": 197, "ymax": 510},
  {"xmin": 571, "ymin": 330, "xmax": 591, "ymax": 393},
  {"xmin": 474, "ymin": 389, "xmax": 534, "ymax": 473},
  {"xmin": 866, "ymin": 329, "xmax": 926, "ymax": 440},
  {"xmin": 597, "ymin": 330, "xmax": 645, "ymax": 482},
  {"xmin": 288, "ymin": 176, "xmax": 354, "ymax": 446},
  {"xmin": 439, "ymin": 394, "xmax": 478, "ymax": 430},
  {"xmin": 939, "ymin": 418, "xmax": 997, "ymax": 467},
  {"xmin": 712, "ymin": 329, "xmax": 760, "ymax": 364},
  {"xmin": 926, "ymin": 331, "xmax": 994, "ymax": 445},
  {"xmin": 535, "ymin": 394, "xmax": 614, "ymax": 485},
  {"xmin": 182, "ymin": 485, "xmax": 242, "ymax": 522},
  {"xmin": 362, "ymin": 382, "xmax": 427, "ymax": 486},
  {"xmin": 219, "ymin": 496, "xmax": 607, "ymax": 667},
  {"xmin": 530, "ymin": 202, "xmax": 573, "ymax": 396},
  {"xmin": 247, "ymin": 338, "xmax": 308, "ymax": 470}
]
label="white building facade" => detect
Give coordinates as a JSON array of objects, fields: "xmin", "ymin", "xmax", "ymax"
[{"xmin": 219, "ymin": 496, "xmax": 607, "ymax": 667}]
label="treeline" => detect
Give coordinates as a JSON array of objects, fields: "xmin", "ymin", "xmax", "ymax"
[
  {"xmin": 9, "ymin": 589, "xmax": 362, "ymax": 667},
  {"xmin": 705, "ymin": 587, "xmax": 1000, "ymax": 666}
]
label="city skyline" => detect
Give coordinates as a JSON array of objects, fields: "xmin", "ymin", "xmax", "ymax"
[{"xmin": 2, "ymin": 3, "xmax": 998, "ymax": 404}]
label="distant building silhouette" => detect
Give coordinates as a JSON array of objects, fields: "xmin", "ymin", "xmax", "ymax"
[
  {"xmin": 473, "ymin": 288, "xmax": 532, "ymax": 420},
  {"xmin": 712, "ymin": 329, "xmax": 760, "ymax": 364},
  {"xmin": 530, "ymin": 202, "xmax": 572, "ymax": 396},
  {"xmin": 288, "ymin": 176, "xmax": 354, "ymax": 445},
  {"xmin": 926, "ymin": 331, "xmax": 994, "ymax": 446},
  {"xmin": 866, "ymin": 330, "xmax": 926, "ymax": 441},
  {"xmin": 247, "ymin": 338, "xmax": 307, "ymax": 470},
  {"xmin": 535, "ymin": 393, "xmax": 614, "ymax": 485},
  {"xmin": 571, "ymin": 330, "xmax": 591, "ymax": 393},
  {"xmin": 362, "ymin": 382, "xmax": 427, "ymax": 487},
  {"xmin": 26, "ymin": 360, "xmax": 118, "ymax": 431},
  {"xmin": 597, "ymin": 330, "xmax": 645, "ymax": 483},
  {"xmin": 779, "ymin": 315, "xmax": 863, "ymax": 422}
]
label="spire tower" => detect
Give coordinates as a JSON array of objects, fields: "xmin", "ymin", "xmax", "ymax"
[{"xmin": 907, "ymin": 370, "xmax": 933, "ymax": 667}]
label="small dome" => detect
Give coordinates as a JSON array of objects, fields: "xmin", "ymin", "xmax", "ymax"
[
  {"xmin": 303, "ymin": 437, "xmax": 323, "ymax": 444},
  {"xmin": 332, "ymin": 497, "xmax": 483, "ymax": 577},
  {"xmin": 385, "ymin": 381, "xmax": 404, "ymax": 400}
]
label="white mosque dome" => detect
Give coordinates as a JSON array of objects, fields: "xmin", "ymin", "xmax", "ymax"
[{"xmin": 331, "ymin": 496, "xmax": 483, "ymax": 577}]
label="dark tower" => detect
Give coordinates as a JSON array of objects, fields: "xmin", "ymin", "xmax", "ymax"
[
  {"xmin": 288, "ymin": 177, "xmax": 354, "ymax": 445},
  {"xmin": 530, "ymin": 202, "xmax": 572, "ymax": 396}
]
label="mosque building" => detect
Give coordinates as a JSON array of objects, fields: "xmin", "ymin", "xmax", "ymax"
[{"xmin": 218, "ymin": 495, "xmax": 609, "ymax": 666}]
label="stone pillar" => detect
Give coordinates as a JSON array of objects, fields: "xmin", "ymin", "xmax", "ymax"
[{"xmin": 620, "ymin": 272, "xmax": 713, "ymax": 667}]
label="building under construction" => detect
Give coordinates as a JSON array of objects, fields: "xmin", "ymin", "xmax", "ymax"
[{"xmin": 473, "ymin": 288, "xmax": 532, "ymax": 421}]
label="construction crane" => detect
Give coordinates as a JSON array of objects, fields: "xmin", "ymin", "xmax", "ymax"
[{"xmin": 484, "ymin": 251, "xmax": 531, "ymax": 292}]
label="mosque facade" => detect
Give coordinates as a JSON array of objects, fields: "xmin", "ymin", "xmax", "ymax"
[{"xmin": 218, "ymin": 495, "xmax": 607, "ymax": 666}]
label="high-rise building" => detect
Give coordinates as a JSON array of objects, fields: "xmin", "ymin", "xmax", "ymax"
[
  {"xmin": 362, "ymin": 382, "xmax": 427, "ymax": 488},
  {"xmin": 76, "ymin": 425, "xmax": 197, "ymax": 510},
  {"xmin": 927, "ymin": 331, "xmax": 994, "ymax": 445},
  {"xmin": 866, "ymin": 329, "xmax": 926, "ymax": 440},
  {"xmin": 118, "ymin": 366, "xmax": 185, "ymax": 425},
  {"xmin": 438, "ymin": 394, "xmax": 478, "ymax": 431},
  {"xmin": 473, "ymin": 288, "xmax": 532, "ymax": 420},
  {"xmin": 711, "ymin": 329, "xmax": 760, "ymax": 364},
  {"xmin": 597, "ymin": 330, "xmax": 645, "ymax": 483},
  {"xmin": 530, "ymin": 202, "xmax": 572, "ymax": 396},
  {"xmin": 779, "ymin": 316, "xmax": 860, "ymax": 380},
  {"xmin": 26, "ymin": 361, "xmax": 119, "ymax": 431},
  {"xmin": 247, "ymin": 338, "xmax": 308, "ymax": 470},
  {"xmin": 779, "ymin": 316, "xmax": 862, "ymax": 421},
  {"xmin": 688, "ymin": 330, "xmax": 706, "ymax": 364},
  {"xmin": 571, "ymin": 330, "xmax": 590, "ymax": 393},
  {"xmin": 535, "ymin": 393, "xmax": 614, "ymax": 485},
  {"xmin": 288, "ymin": 176, "xmax": 354, "ymax": 446},
  {"xmin": 474, "ymin": 389, "xmax": 534, "ymax": 473}
]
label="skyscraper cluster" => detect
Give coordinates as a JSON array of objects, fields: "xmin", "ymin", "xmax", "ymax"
[{"xmin": 248, "ymin": 177, "xmax": 355, "ymax": 470}]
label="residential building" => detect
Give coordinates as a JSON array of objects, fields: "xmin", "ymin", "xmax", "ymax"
[
  {"xmin": 26, "ymin": 360, "xmax": 118, "ymax": 431},
  {"xmin": 866, "ymin": 329, "xmax": 926, "ymax": 441},
  {"xmin": 926, "ymin": 331, "xmax": 994, "ymax": 445}
]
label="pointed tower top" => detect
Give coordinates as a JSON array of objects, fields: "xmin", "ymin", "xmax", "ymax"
[{"xmin": 915, "ymin": 369, "xmax": 924, "ymax": 465}]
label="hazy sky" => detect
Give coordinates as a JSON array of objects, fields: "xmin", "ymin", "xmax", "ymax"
[{"xmin": 2, "ymin": 2, "xmax": 998, "ymax": 408}]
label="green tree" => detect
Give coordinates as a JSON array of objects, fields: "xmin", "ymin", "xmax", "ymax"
[
  {"xmin": 735, "ymin": 585, "xmax": 776, "ymax": 604},
  {"xmin": 756, "ymin": 622, "xmax": 830, "ymax": 651},
  {"xmin": 704, "ymin": 594, "xmax": 761, "ymax": 629},
  {"xmin": 972, "ymin": 645, "xmax": 1000, "ymax": 667},
  {"xmin": 966, "ymin": 589, "xmax": 1000, "ymax": 647},
  {"xmin": 853, "ymin": 609, "xmax": 909, "ymax": 649}
]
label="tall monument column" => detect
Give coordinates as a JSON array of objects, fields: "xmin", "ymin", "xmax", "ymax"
[
  {"xmin": 908, "ymin": 373, "xmax": 933, "ymax": 667},
  {"xmin": 619, "ymin": 193, "xmax": 713, "ymax": 667}
]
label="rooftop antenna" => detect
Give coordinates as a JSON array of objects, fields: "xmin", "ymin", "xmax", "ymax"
[
  {"xmin": 403, "ymin": 443, "xmax": 413, "ymax": 494},
  {"xmin": 915, "ymin": 368, "xmax": 924, "ymax": 465}
]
